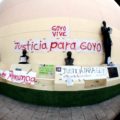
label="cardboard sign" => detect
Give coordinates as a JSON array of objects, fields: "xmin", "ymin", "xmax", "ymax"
[
  {"xmin": 84, "ymin": 79, "xmax": 106, "ymax": 88},
  {"xmin": 0, "ymin": 70, "xmax": 36, "ymax": 85}
]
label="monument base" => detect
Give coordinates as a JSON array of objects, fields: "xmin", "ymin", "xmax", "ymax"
[{"xmin": 0, "ymin": 63, "xmax": 120, "ymax": 106}]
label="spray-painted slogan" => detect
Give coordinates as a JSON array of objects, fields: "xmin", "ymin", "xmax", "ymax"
[
  {"xmin": 14, "ymin": 39, "xmax": 102, "ymax": 53},
  {"xmin": 51, "ymin": 25, "xmax": 69, "ymax": 38}
]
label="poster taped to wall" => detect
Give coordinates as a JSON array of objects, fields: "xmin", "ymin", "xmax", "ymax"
[{"xmin": 38, "ymin": 64, "xmax": 55, "ymax": 78}]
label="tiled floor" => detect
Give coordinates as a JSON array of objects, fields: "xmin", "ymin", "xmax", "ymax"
[{"xmin": 0, "ymin": 95, "xmax": 120, "ymax": 120}]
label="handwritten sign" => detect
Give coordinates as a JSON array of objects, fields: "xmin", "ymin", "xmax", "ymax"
[
  {"xmin": 14, "ymin": 39, "xmax": 102, "ymax": 53},
  {"xmin": 0, "ymin": 70, "xmax": 36, "ymax": 85},
  {"xmin": 56, "ymin": 66, "xmax": 109, "ymax": 82}
]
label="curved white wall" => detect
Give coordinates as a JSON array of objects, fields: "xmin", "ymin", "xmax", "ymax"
[
  {"xmin": 0, "ymin": 0, "xmax": 120, "ymax": 67},
  {"xmin": 0, "ymin": 0, "xmax": 120, "ymax": 28}
]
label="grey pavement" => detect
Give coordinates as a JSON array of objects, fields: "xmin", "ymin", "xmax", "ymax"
[{"xmin": 0, "ymin": 95, "xmax": 120, "ymax": 120}]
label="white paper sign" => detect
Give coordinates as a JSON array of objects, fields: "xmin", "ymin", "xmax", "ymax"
[
  {"xmin": 0, "ymin": 70, "xmax": 36, "ymax": 85},
  {"xmin": 56, "ymin": 66, "xmax": 109, "ymax": 82}
]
